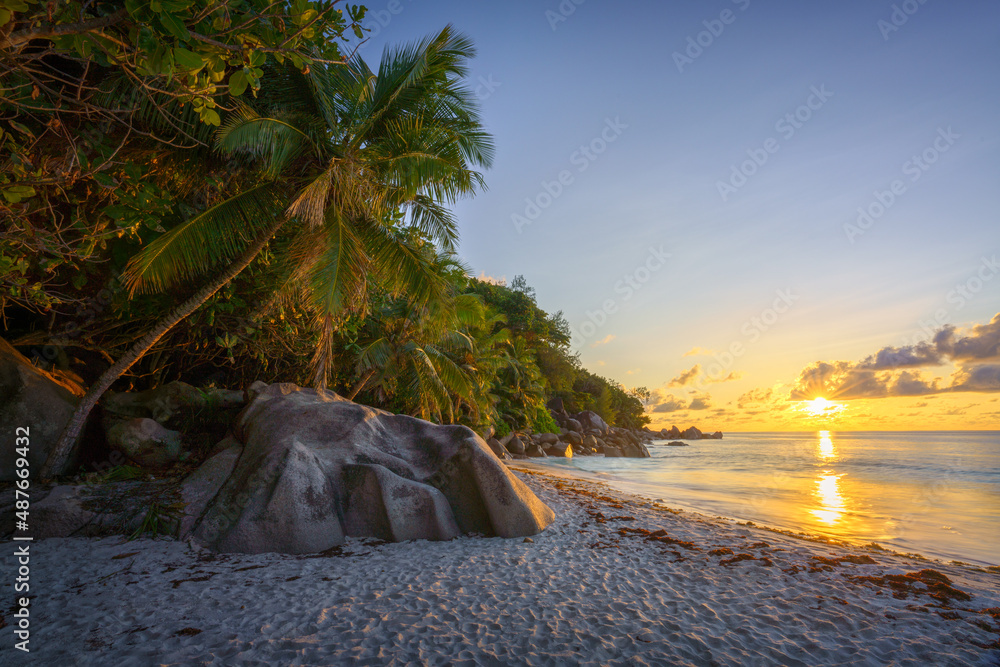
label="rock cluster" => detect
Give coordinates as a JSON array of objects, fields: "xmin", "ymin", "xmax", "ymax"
[
  {"xmin": 651, "ymin": 425, "xmax": 723, "ymax": 440},
  {"xmin": 488, "ymin": 399, "xmax": 653, "ymax": 460},
  {"xmin": 3, "ymin": 380, "xmax": 555, "ymax": 554}
]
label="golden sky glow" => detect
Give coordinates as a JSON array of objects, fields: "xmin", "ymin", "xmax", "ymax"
[{"xmin": 639, "ymin": 313, "xmax": 999, "ymax": 431}]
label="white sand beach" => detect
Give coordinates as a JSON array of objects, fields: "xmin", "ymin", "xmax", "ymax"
[{"xmin": 4, "ymin": 464, "xmax": 999, "ymax": 666}]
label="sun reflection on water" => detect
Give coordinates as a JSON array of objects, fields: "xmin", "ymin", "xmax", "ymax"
[
  {"xmin": 812, "ymin": 472, "xmax": 844, "ymax": 525},
  {"xmin": 818, "ymin": 431, "xmax": 836, "ymax": 461},
  {"xmin": 810, "ymin": 431, "xmax": 846, "ymax": 526}
]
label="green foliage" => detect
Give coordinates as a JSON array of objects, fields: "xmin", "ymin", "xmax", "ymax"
[
  {"xmin": 493, "ymin": 420, "xmax": 511, "ymax": 438},
  {"xmin": 468, "ymin": 277, "xmax": 649, "ymax": 432},
  {"xmin": 531, "ymin": 405, "xmax": 560, "ymax": 434},
  {"xmin": 0, "ymin": 0, "xmax": 364, "ymax": 313},
  {"xmin": 1, "ymin": 18, "xmax": 647, "ymax": 439},
  {"xmin": 129, "ymin": 500, "xmax": 182, "ymax": 540}
]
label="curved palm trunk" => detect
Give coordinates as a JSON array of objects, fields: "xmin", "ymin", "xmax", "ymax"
[
  {"xmin": 347, "ymin": 367, "xmax": 377, "ymax": 401},
  {"xmin": 40, "ymin": 216, "xmax": 288, "ymax": 480}
]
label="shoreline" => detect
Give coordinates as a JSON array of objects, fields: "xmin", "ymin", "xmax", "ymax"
[
  {"xmin": 528, "ymin": 433, "xmax": 1000, "ymax": 569},
  {"xmin": 510, "ymin": 460, "xmax": 1000, "ymax": 571},
  {"xmin": 3, "ymin": 465, "xmax": 998, "ymax": 665},
  {"xmin": 512, "ymin": 458, "xmax": 1000, "ymax": 569}
]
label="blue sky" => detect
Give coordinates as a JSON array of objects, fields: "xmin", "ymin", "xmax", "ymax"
[{"xmin": 354, "ymin": 0, "xmax": 1000, "ymax": 428}]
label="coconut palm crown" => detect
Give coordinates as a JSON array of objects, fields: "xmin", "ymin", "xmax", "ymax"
[
  {"xmin": 125, "ymin": 25, "xmax": 495, "ymax": 386},
  {"xmin": 42, "ymin": 27, "xmax": 493, "ymax": 478}
]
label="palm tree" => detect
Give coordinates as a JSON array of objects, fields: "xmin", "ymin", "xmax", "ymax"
[
  {"xmin": 41, "ymin": 26, "xmax": 493, "ymax": 478},
  {"xmin": 349, "ymin": 259, "xmax": 489, "ymax": 424}
]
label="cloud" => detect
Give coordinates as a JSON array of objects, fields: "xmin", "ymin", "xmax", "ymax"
[
  {"xmin": 591, "ymin": 334, "xmax": 616, "ymax": 348},
  {"xmin": 651, "ymin": 393, "xmax": 687, "ymax": 413},
  {"xmin": 789, "ymin": 362, "xmax": 941, "ymax": 400},
  {"xmin": 936, "ymin": 314, "xmax": 1000, "ymax": 361},
  {"xmin": 789, "ymin": 313, "xmax": 1000, "ymax": 400},
  {"xmin": 951, "ymin": 364, "xmax": 1000, "ymax": 392},
  {"xmin": 476, "ymin": 272, "xmax": 506, "ymax": 285},
  {"xmin": 857, "ymin": 342, "xmax": 944, "ymax": 370},
  {"xmin": 668, "ymin": 364, "xmax": 700, "ymax": 387},
  {"xmin": 646, "ymin": 388, "xmax": 714, "ymax": 413},
  {"xmin": 689, "ymin": 395, "xmax": 712, "ymax": 410},
  {"xmin": 738, "ymin": 388, "xmax": 773, "ymax": 408},
  {"xmin": 855, "ymin": 314, "xmax": 1000, "ymax": 370},
  {"xmin": 626, "ymin": 368, "xmax": 641, "ymax": 375},
  {"xmin": 684, "ymin": 347, "xmax": 715, "ymax": 357}
]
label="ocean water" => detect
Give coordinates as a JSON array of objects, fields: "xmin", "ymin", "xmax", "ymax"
[{"xmin": 533, "ymin": 431, "xmax": 1000, "ymax": 566}]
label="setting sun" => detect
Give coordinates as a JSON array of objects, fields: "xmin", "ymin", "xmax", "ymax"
[{"xmin": 807, "ymin": 397, "xmax": 832, "ymax": 415}]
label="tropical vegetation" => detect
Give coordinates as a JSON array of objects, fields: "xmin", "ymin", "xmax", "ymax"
[{"xmin": 0, "ymin": 3, "xmax": 648, "ymax": 477}]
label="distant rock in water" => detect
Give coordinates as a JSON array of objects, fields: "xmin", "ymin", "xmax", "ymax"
[
  {"xmin": 659, "ymin": 425, "xmax": 682, "ymax": 440},
  {"xmin": 665, "ymin": 441, "xmax": 689, "ymax": 447},
  {"xmin": 680, "ymin": 426, "xmax": 703, "ymax": 440},
  {"xmin": 187, "ymin": 383, "xmax": 555, "ymax": 554},
  {"xmin": 657, "ymin": 425, "xmax": 722, "ymax": 440}
]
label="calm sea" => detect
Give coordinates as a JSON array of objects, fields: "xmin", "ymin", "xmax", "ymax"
[{"xmin": 534, "ymin": 431, "xmax": 1000, "ymax": 566}]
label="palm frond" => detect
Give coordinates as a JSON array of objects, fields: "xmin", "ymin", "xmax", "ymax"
[
  {"xmin": 304, "ymin": 208, "xmax": 369, "ymax": 317},
  {"xmin": 123, "ymin": 183, "xmax": 286, "ymax": 294},
  {"xmin": 361, "ymin": 223, "xmax": 448, "ymax": 305},
  {"xmin": 216, "ymin": 104, "xmax": 318, "ymax": 178}
]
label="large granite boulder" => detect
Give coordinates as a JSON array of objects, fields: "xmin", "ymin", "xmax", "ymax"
[
  {"xmin": 103, "ymin": 381, "xmax": 244, "ymax": 421},
  {"xmin": 562, "ymin": 430, "xmax": 583, "ymax": 446},
  {"xmin": 0, "ymin": 338, "xmax": 82, "ymax": 479},
  {"xmin": 179, "ymin": 445, "xmax": 242, "ymax": 539},
  {"xmin": 659, "ymin": 425, "xmax": 681, "ymax": 439},
  {"xmin": 626, "ymin": 442, "xmax": 651, "ymax": 458},
  {"xmin": 189, "ymin": 384, "xmax": 554, "ymax": 554},
  {"xmin": 486, "ymin": 437, "xmax": 513, "ymax": 460},
  {"xmin": 505, "ymin": 434, "xmax": 526, "ymax": 455},
  {"xmin": 2, "ymin": 479, "xmax": 180, "ymax": 539},
  {"xmin": 546, "ymin": 396, "xmax": 566, "ymax": 414},
  {"xmin": 543, "ymin": 442, "xmax": 573, "ymax": 458},
  {"xmin": 574, "ymin": 410, "xmax": 610, "ymax": 436},
  {"xmin": 524, "ymin": 443, "xmax": 547, "ymax": 458},
  {"xmin": 105, "ymin": 418, "xmax": 182, "ymax": 468},
  {"xmin": 680, "ymin": 426, "xmax": 703, "ymax": 440},
  {"xmin": 564, "ymin": 418, "xmax": 583, "ymax": 434}
]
